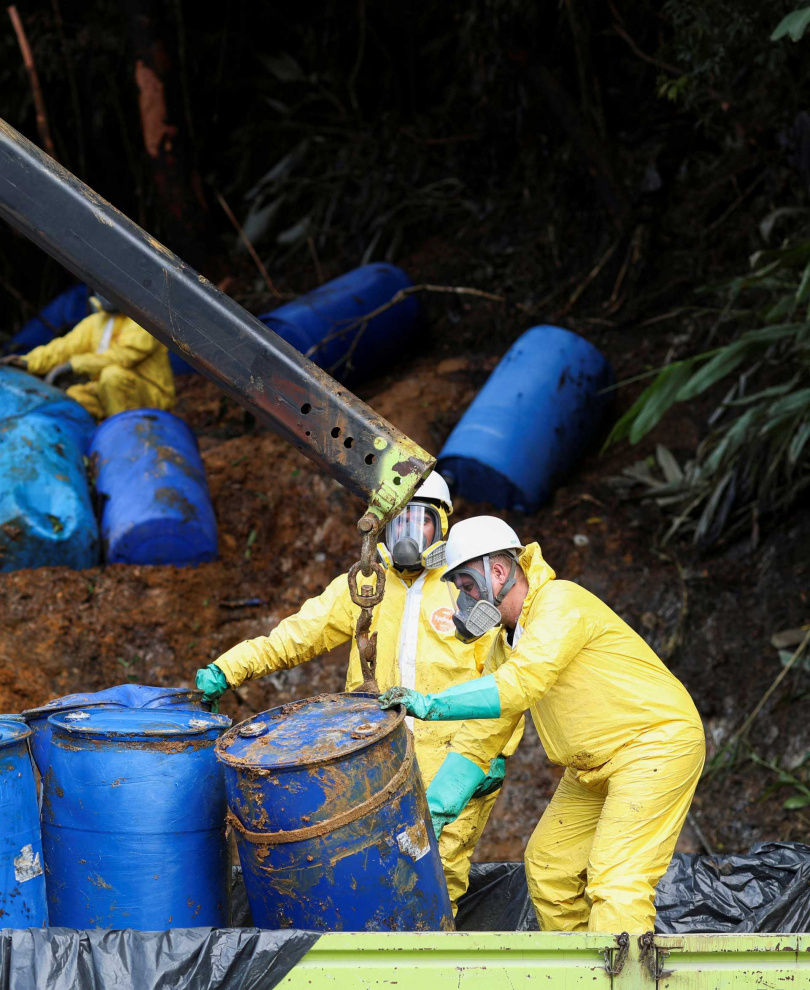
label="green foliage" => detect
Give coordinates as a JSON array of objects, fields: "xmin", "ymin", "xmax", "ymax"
[
  {"xmin": 772, "ymin": 7, "xmax": 810, "ymax": 42},
  {"xmin": 609, "ymin": 235, "xmax": 810, "ymax": 544}
]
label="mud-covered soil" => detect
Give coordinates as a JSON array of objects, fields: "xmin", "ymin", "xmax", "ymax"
[{"xmin": 1, "ymin": 277, "xmax": 809, "ymax": 864}]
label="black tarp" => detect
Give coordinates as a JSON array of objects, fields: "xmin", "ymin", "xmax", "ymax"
[
  {"xmin": 0, "ymin": 927, "xmax": 318, "ymax": 990},
  {"xmin": 5, "ymin": 843, "xmax": 810, "ymax": 988},
  {"xmin": 455, "ymin": 842, "xmax": 810, "ymax": 933}
]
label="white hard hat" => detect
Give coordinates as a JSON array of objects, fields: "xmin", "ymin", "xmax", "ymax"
[
  {"xmin": 413, "ymin": 471, "xmax": 453, "ymax": 515},
  {"xmin": 444, "ymin": 515, "xmax": 523, "ymax": 574}
]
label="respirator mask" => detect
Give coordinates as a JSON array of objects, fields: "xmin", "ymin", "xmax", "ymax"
[
  {"xmin": 381, "ymin": 501, "xmax": 441, "ymax": 572},
  {"xmin": 444, "ymin": 553, "xmax": 517, "ymax": 643}
]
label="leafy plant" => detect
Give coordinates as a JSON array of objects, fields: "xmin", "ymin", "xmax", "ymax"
[{"xmin": 609, "ymin": 232, "xmax": 810, "ymax": 544}]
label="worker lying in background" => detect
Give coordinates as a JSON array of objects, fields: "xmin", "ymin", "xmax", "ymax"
[
  {"xmin": 379, "ymin": 515, "xmax": 705, "ymax": 934},
  {"xmin": 0, "ymin": 293, "xmax": 174, "ymax": 419},
  {"xmin": 196, "ymin": 473, "xmax": 524, "ymax": 911}
]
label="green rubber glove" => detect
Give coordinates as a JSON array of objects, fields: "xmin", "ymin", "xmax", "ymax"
[
  {"xmin": 472, "ymin": 755, "xmax": 506, "ymax": 798},
  {"xmin": 378, "ymin": 674, "xmax": 502, "ymax": 721},
  {"xmin": 426, "ymin": 752, "xmax": 486, "ymax": 838},
  {"xmin": 195, "ymin": 664, "xmax": 229, "ymax": 712}
]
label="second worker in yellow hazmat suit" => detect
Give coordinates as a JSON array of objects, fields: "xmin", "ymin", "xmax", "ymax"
[
  {"xmin": 380, "ymin": 515, "xmax": 705, "ymax": 934},
  {"xmin": 195, "ymin": 474, "xmax": 524, "ymax": 910},
  {"xmin": 17, "ymin": 293, "xmax": 174, "ymax": 419}
]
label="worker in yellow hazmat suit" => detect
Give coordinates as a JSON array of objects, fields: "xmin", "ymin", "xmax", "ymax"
[
  {"xmin": 380, "ymin": 515, "xmax": 705, "ymax": 934},
  {"xmin": 196, "ymin": 475, "xmax": 524, "ymax": 910},
  {"xmin": 12, "ymin": 293, "xmax": 174, "ymax": 419}
]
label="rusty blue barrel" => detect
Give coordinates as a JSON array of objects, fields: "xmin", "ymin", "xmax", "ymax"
[
  {"xmin": 0, "ymin": 718, "xmax": 48, "ymax": 926},
  {"xmin": 437, "ymin": 325, "xmax": 615, "ymax": 511},
  {"xmin": 88, "ymin": 409, "xmax": 218, "ymax": 566},
  {"xmin": 216, "ymin": 693, "xmax": 454, "ymax": 931},
  {"xmin": 22, "ymin": 684, "xmax": 205, "ymax": 778},
  {"xmin": 41, "ymin": 708, "xmax": 231, "ymax": 929}
]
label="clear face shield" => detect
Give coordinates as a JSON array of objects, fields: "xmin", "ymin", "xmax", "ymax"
[{"xmin": 383, "ymin": 502, "xmax": 440, "ymax": 571}]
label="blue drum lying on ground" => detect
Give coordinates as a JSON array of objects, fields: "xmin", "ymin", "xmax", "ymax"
[
  {"xmin": 437, "ymin": 325, "xmax": 615, "ymax": 511},
  {"xmin": 0, "ymin": 367, "xmax": 96, "ymax": 453},
  {"xmin": 0, "ymin": 718, "xmax": 48, "ymax": 926},
  {"xmin": 258, "ymin": 263, "xmax": 422, "ymax": 384},
  {"xmin": 41, "ymin": 708, "xmax": 231, "ymax": 929},
  {"xmin": 3, "ymin": 283, "xmax": 90, "ymax": 355},
  {"xmin": 0, "ymin": 407, "xmax": 99, "ymax": 572},
  {"xmin": 88, "ymin": 409, "xmax": 218, "ymax": 566},
  {"xmin": 22, "ymin": 684, "xmax": 206, "ymax": 778},
  {"xmin": 216, "ymin": 692, "xmax": 454, "ymax": 932}
]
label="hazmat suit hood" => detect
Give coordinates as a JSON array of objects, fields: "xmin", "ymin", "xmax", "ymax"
[{"xmin": 516, "ymin": 543, "xmax": 556, "ymax": 620}]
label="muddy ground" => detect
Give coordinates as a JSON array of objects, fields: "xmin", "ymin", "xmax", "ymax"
[{"xmin": 1, "ymin": 246, "xmax": 809, "ymax": 864}]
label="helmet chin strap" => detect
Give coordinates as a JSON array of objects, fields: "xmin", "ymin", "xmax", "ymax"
[{"xmin": 485, "ymin": 554, "xmax": 517, "ymax": 606}]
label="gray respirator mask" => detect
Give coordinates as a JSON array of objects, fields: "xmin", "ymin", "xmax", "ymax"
[{"xmin": 445, "ymin": 554, "xmax": 517, "ymax": 643}]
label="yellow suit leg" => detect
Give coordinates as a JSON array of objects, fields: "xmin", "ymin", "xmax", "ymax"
[
  {"xmin": 438, "ymin": 789, "xmax": 499, "ymax": 912},
  {"xmin": 65, "ymin": 382, "xmax": 105, "ymax": 420},
  {"xmin": 524, "ymin": 768, "xmax": 604, "ymax": 931},
  {"xmin": 96, "ymin": 365, "xmax": 171, "ymax": 417},
  {"xmin": 584, "ymin": 724, "xmax": 705, "ymax": 933}
]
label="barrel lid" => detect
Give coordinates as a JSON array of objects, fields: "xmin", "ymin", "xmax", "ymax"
[
  {"xmin": 216, "ymin": 692, "xmax": 402, "ymax": 770},
  {"xmin": 0, "ymin": 717, "xmax": 31, "ymax": 747},
  {"xmin": 49, "ymin": 708, "xmax": 231, "ymax": 739}
]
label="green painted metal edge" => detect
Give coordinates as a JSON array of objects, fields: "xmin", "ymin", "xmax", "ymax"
[{"xmin": 277, "ymin": 932, "xmax": 810, "ymax": 989}]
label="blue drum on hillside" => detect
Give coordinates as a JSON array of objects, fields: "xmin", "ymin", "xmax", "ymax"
[
  {"xmin": 0, "ymin": 718, "xmax": 48, "ymax": 926},
  {"xmin": 23, "ymin": 684, "xmax": 206, "ymax": 778},
  {"xmin": 438, "ymin": 325, "xmax": 615, "ymax": 511},
  {"xmin": 88, "ymin": 409, "xmax": 218, "ymax": 566},
  {"xmin": 0, "ymin": 408, "xmax": 99, "ymax": 572},
  {"xmin": 3, "ymin": 283, "xmax": 90, "ymax": 355},
  {"xmin": 258, "ymin": 264, "xmax": 422, "ymax": 384},
  {"xmin": 216, "ymin": 693, "xmax": 454, "ymax": 932},
  {"xmin": 41, "ymin": 708, "xmax": 231, "ymax": 929}
]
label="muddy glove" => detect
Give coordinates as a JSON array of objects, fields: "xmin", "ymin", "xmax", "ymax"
[
  {"xmin": 378, "ymin": 674, "xmax": 501, "ymax": 721},
  {"xmin": 195, "ymin": 663, "xmax": 229, "ymax": 712},
  {"xmin": 426, "ymin": 752, "xmax": 486, "ymax": 839},
  {"xmin": 471, "ymin": 755, "xmax": 506, "ymax": 798},
  {"xmin": 44, "ymin": 361, "xmax": 74, "ymax": 387},
  {"xmin": 0, "ymin": 354, "xmax": 26, "ymax": 367}
]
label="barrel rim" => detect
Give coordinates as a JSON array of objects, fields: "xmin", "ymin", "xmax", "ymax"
[
  {"xmin": 215, "ymin": 691, "xmax": 405, "ymax": 772},
  {"xmin": 0, "ymin": 716, "xmax": 32, "ymax": 746},
  {"xmin": 21, "ymin": 699, "xmax": 128, "ymax": 721},
  {"xmin": 47, "ymin": 708, "xmax": 232, "ymax": 740}
]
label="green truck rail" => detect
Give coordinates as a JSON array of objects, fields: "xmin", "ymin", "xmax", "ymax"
[{"xmin": 278, "ymin": 931, "xmax": 810, "ymax": 988}]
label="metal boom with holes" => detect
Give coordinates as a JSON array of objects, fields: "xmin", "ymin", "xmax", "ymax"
[{"xmin": 0, "ymin": 117, "xmax": 434, "ymax": 529}]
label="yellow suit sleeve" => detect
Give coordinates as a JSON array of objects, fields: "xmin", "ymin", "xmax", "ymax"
[
  {"xmin": 23, "ymin": 314, "xmax": 100, "ymax": 375},
  {"xmin": 70, "ymin": 319, "xmax": 159, "ymax": 377},
  {"xmin": 493, "ymin": 582, "xmax": 592, "ymax": 719},
  {"xmin": 214, "ymin": 573, "xmax": 356, "ymax": 687}
]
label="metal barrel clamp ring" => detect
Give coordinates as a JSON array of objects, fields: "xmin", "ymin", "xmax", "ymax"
[{"xmin": 348, "ymin": 513, "xmax": 386, "ymax": 693}]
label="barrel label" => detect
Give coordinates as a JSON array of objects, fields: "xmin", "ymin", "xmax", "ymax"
[
  {"xmin": 396, "ymin": 821, "xmax": 430, "ymax": 862},
  {"xmin": 14, "ymin": 844, "xmax": 43, "ymax": 883},
  {"xmin": 429, "ymin": 607, "xmax": 455, "ymax": 635}
]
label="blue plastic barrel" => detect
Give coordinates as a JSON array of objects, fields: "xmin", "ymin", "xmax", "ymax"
[
  {"xmin": 41, "ymin": 708, "xmax": 231, "ymax": 929},
  {"xmin": 22, "ymin": 684, "xmax": 206, "ymax": 778},
  {"xmin": 0, "ymin": 411, "xmax": 99, "ymax": 572},
  {"xmin": 0, "ymin": 718, "xmax": 48, "ymax": 927},
  {"xmin": 437, "ymin": 325, "xmax": 615, "ymax": 511},
  {"xmin": 88, "ymin": 409, "xmax": 218, "ymax": 566},
  {"xmin": 4, "ymin": 284, "xmax": 90, "ymax": 355},
  {"xmin": 258, "ymin": 263, "xmax": 422, "ymax": 384},
  {"xmin": 217, "ymin": 693, "xmax": 454, "ymax": 932}
]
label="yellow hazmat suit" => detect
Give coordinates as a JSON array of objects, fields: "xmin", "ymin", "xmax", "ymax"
[
  {"xmin": 449, "ymin": 543, "xmax": 704, "ymax": 933},
  {"xmin": 214, "ymin": 564, "xmax": 524, "ymax": 908},
  {"xmin": 24, "ymin": 312, "xmax": 175, "ymax": 419}
]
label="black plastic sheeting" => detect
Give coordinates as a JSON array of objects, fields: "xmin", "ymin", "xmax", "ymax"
[
  {"xmin": 0, "ymin": 927, "xmax": 318, "ymax": 990},
  {"xmin": 5, "ymin": 843, "xmax": 810, "ymax": 988},
  {"xmin": 455, "ymin": 842, "xmax": 810, "ymax": 933}
]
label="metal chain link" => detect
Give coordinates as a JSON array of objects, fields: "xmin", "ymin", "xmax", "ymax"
[{"xmin": 347, "ymin": 513, "xmax": 386, "ymax": 693}]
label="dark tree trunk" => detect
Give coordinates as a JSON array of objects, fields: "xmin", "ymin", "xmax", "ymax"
[{"xmin": 123, "ymin": 0, "xmax": 213, "ymax": 270}]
